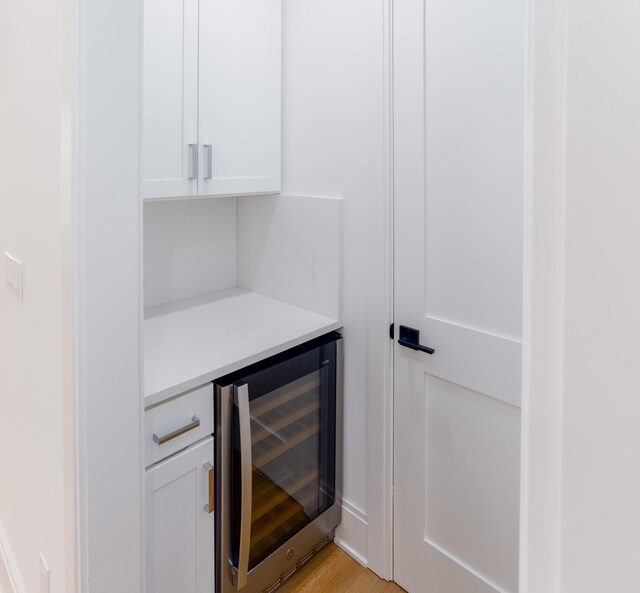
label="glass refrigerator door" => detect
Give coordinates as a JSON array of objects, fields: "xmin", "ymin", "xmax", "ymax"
[{"xmin": 230, "ymin": 339, "xmax": 337, "ymax": 580}]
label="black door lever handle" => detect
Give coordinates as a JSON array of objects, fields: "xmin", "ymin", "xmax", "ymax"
[
  {"xmin": 399, "ymin": 338, "xmax": 435, "ymax": 355},
  {"xmin": 398, "ymin": 325, "xmax": 435, "ymax": 355}
]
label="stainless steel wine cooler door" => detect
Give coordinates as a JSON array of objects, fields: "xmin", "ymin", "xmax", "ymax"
[{"xmin": 216, "ymin": 335, "xmax": 343, "ymax": 593}]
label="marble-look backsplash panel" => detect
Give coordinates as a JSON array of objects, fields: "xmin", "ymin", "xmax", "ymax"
[
  {"xmin": 144, "ymin": 198, "xmax": 237, "ymax": 309},
  {"xmin": 238, "ymin": 194, "xmax": 342, "ymax": 320}
]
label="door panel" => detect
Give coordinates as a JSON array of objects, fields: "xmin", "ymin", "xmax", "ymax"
[
  {"xmin": 216, "ymin": 336, "xmax": 342, "ymax": 593},
  {"xmin": 423, "ymin": 376, "xmax": 520, "ymax": 592},
  {"xmin": 423, "ymin": 0, "xmax": 524, "ymax": 341},
  {"xmin": 393, "ymin": 0, "xmax": 525, "ymax": 591},
  {"xmin": 233, "ymin": 367, "xmax": 336, "ymax": 571},
  {"xmin": 142, "ymin": 0, "xmax": 199, "ymax": 199},
  {"xmin": 146, "ymin": 437, "xmax": 214, "ymax": 593},
  {"xmin": 198, "ymin": 0, "xmax": 281, "ymax": 196},
  {"xmin": 421, "ymin": 318, "xmax": 522, "ymax": 408}
]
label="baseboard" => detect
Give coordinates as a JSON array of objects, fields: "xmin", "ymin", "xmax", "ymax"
[
  {"xmin": 0, "ymin": 520, "xmax": 25, "ymax": 593},
  {"xmin": 334, "ymin": 499, "xmax": 368, "ymax": 567}
]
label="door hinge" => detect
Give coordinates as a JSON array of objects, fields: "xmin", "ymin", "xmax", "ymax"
[{"xmin": 389, "ymin": 323, "xmax": 395, "ymax": 340}]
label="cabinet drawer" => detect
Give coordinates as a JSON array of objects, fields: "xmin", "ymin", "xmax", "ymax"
[{"xmin": 146, "ymin": 383, "xmax": 214, "ymax": 467}]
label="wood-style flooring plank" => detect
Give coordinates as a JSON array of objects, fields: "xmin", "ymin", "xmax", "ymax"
[{"xmin": 278, "ymin": 544, "xmax": 405, "ymax": 593}]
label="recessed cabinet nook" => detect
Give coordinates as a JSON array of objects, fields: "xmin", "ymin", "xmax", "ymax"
[{"xmin": 142, "ymin": 2, "xmax": 343, "ymax": 593}]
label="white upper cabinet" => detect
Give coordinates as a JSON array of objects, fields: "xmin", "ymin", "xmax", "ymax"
[
  {"xmin": 142, "ymin": 0, "xmax": 199, "ymax": 199},
  {"xmin": 142, "ymin": 0, "xmax": 282, "ymax": 200},
  {"xmin": 199, "ymin": 0, "xmax": 281, "ymax": 196}
]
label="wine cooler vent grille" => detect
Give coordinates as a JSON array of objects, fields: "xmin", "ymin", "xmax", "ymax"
[{"xmin": 260, "ymin": 535, "xmax": 333, "ymax": 593}]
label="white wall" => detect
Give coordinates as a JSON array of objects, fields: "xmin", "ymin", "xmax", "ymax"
[
  {"xmin": 238, "ymin": 194, "xmax": 343, "ymax": 321},
  {"xmin": 77, "ymin": 0, "xmax": 143, "ymax": 591},
  {"xmin": 144, "ymin": 198, "xmax": 237, "ymax": 309},
  {"xmin": 561, "ymin": 1, "xmax": 640, "ymax": 591},
  {"xmin": 0, "ymin": 0, "xmax": 76, "ymax": 592},
  {"xmin": 281, "ymin": 0, "xmax": 388, "ymax": 564},
  {"xmin": 524, "ymin": 1, "xmax": 640, "ymax": 592}
]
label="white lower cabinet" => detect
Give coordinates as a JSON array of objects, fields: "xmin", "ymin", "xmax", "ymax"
[{"xmin": 146, "ymin": 436, "xmax": 215, "ymax": 593}]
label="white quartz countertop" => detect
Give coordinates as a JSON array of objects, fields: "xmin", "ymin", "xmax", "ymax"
[{"xmin": 144, "ymin": 288, "xmax": 342, "ymax": 406}]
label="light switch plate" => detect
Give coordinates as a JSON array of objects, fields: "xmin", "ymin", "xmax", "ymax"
[
  {"xmin": 4, "ymin": 252, "xmax": 23, "ymax": 300},
  {"xmin": 39, "ymin": 553, "xmax": 50, "ymax": 593}
]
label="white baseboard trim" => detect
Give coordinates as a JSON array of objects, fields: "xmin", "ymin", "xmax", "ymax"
[
  {"xmin": 0, "ymin": 520, "xmax": 25, "ymax": 593},
  {"xmin": 334, "ymin": 499, "xmax": 368, "ymax": 567}
]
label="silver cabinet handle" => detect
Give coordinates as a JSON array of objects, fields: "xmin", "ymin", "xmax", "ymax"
[
  {"xmin": 153, "ymin": 416, "xmax": 200, "ymax": 446},
  {"xmin": 203, "ymin": 463, "xmax": 214, "ymax": 514},
  {"xmin": 203, "ymin": 144, "xmax": 213, "ymax": 180},
  {"xmin": 188, "ymin": 143, "xmax": 198, "ymax": 180},
  {"xmin": 234, "ymin": 382, "xmax": 252, "ymax": 590}
]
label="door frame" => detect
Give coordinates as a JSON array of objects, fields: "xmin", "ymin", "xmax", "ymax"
[
  {"xmin": 366, "ymin": 0, "xmax": 567, "ymax": 587},
  {"xmin": 519, "ymin": 0, "xmax": 566, "ymax": 590},
  {"xmin": 364, "ymin": 0, "xmax": 395, "ymax": 581},
  {"xmin": 70, "ymin": 0, "xmax": 567, "ymax": 587}
]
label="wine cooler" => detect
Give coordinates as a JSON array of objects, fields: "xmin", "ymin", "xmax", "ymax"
[{"xmin": 215, "ymin": 332, "xmax": 343, "ymax": 593}]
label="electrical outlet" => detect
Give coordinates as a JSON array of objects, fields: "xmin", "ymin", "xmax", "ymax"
[
  {"xmin": 39, "ymin": 554, "xmax": 50, "ymax": 593},
  {"xmin": 4, "ymin": 252, "xmax": 23, "ymax": 300}
]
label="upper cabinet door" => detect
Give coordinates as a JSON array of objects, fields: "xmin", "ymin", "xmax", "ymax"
[
  {"xmin": 142, "ymin": 0, "xmax": 199, "ymax": 199},
  {"xmin": 198, "ymin": 0, "xmax": 282, "ymax": 197}
]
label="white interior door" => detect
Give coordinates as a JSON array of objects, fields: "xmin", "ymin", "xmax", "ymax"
[{"xmin": 392, "ymin": 0, "xmax": 525, "ymax": 592}]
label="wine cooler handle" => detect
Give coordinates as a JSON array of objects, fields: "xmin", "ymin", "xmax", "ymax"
[{"xmin": 234, "ymin": 382, "xmax": 252, "ymax": 590}]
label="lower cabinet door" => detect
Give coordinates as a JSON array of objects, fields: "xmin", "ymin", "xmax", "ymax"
[{"xmin": 146, "ymin": 436, "xmax": 214, "ymax": 593}]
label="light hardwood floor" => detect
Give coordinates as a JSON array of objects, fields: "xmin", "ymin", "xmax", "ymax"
[{"xmin": 278, "ymin": 544, "xmax": 406, "ymax": 593}]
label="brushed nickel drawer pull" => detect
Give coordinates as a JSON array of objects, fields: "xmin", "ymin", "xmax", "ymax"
[
  {"xmin": 203, "ymin": 463, "xmax": 214, "ymax": 513},
  {"xmin": 188, "ymin": 144, "xmax": 198, "ymax": 180},
  {"xmin": 203, "ymin": 144, "xmax": 213, "ymax": 180},
  {"xmin": 153, "ymin": 416, "xmax": 200, "ymax": 445}
]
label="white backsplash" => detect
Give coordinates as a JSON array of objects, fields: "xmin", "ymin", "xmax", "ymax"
[
  {"xmin": 237, "ymin": 194, "xmax": 342, "ymax": 320},
  {"xmin": 144, "ymin": 198, "xmax": 237, "ymax": 309}
]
